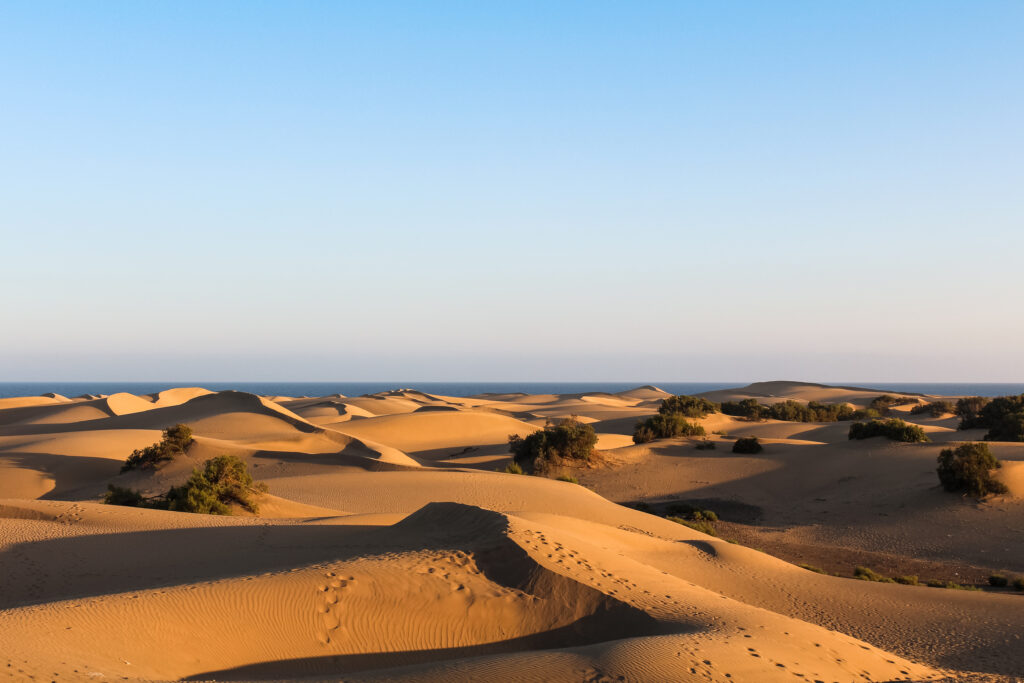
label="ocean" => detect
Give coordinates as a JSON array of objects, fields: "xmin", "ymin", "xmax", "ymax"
[{"xmin": 1, "ymin": 381, "xmax": 1023, "ymax": 400}]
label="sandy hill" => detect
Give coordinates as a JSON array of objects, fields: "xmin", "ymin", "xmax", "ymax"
[{"xmin": 0, "ymin": 384, "xmax": 1021, "ymax": 681}]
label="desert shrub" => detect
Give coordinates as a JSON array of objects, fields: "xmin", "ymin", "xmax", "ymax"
[
  {"xmin": 799, "ymin": 564, "xmax": 826, "ymax": 574},
  {"xmin": 910, "ymin": 401, "xmax": 954, "ymax": 417},
  {"xmin": 695, "ymin": 439, "xmax": 716, "ymax": 450},
  {"xmin": 121, "ymin": 424, "xmax": 194, "ymax": 472},
  {"xmin": 509, "ymin": 417, "xmax": 597, "ymax": 473},
  {"xmin": 1014, "ymin": 577, "xmax": 1024, "ymax": 591},
  {"xmin": 848, "ymin": 419, "xmax": 929, "ymax": 443},
  {"xmin": 632, "ymin": 413, "xmax": 706, "ymax": 444},
  {"xmin": 894, "ymin": 575, "xmax": 919, "ymax": 585},
  {"xmin": 103, "ymin": 484, "xmax": 146, "ymax": 507},
  {"xmin": 936, "ymin": 442, "xmax": 1007, "ymax": 497},
  {"xmin": 503, "ymin": 461, "xmax": 524, "ymax": 475},
  {"xmin": 166, "ymin": 455, "xmax": 268, "ymax": 515},
  {"xmin": 732, "ymin": 437, "xmax": 763, "ymax": 454},
  {"xmin": 720, "ymin": 398, "xmax": 763, "ymax": 420},
  {"xmin": 851, "ymin": 408, "xmax": 881, "ymax": 420},
  {"xmin": 854, "ymin": 566, "xmax": 895, "ymax": 583},
  {"xmin": 869, "ymin": 395, "xmax": 914, "ymax": 415},
  {"xmin": 762, "ymin": 400, "xmax": 856, "ymax": 423},
  {"xmin": 658, "ymin": 395, "xmax": 717, "ymax": 418},
  {"xmin": 955, "ymin": 394, "xmax": 1024, "ymax": 440},
  {"xmin": 556, "ymin": 474, "xmax": 579, "ymax": 484},
  {"xmin": 925, "ymin": 579, "xmax": 946, "ymax": 588},
  {"xmin": 955, "ymin": 396, "xmax": 991, "ymax": 430},
  {"xmin": 985, "ymin": 410, "xmax": 1024, "ymax": 442},
  {"xmin": 988, "ymin": 574, "xmax": 1009, "ymax": 587},
  {"xmin": 667, "ymin": 515, "xmax": 717, "ymax": 536}
]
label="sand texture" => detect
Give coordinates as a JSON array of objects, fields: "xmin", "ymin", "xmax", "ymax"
[{"xmin": 1, "ymin": 382, "xmax": 1022, "ymax": 682}]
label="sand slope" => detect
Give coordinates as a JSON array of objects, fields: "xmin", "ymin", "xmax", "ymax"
[{"xmin": 1, "ymin": 383, "xmax": 1021, "ymax": 681}]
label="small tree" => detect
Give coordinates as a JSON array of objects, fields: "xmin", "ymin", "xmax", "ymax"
[
  {"xmin": 936, "ymin": 442, "xmax": 1008, "ymax": 497},
  {"xmin": 732, "ymin": 437, "xmax": 763, "ymax": 454},
  {"xmin": 508, "ymin": 417, "xmax": 598, "ymax": 474},
  {"xmin": 166, "ymin": 455, "xmax": 268, "ymax": 514},
  {"xmin": 121, "ymin": 424, "xmax": 194, "ymax": 472},
  {"xmin": 910, "ymin": 401, "xmax": 953, "ymax": 417}
]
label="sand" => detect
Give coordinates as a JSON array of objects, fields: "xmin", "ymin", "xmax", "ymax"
[{"xmin": 1, "ymin": 382, "xmax": 1021, "ymax": 682}]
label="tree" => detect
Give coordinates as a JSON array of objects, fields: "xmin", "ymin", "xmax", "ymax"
[
  {"xmin": 955, "ymin": 396, "xmax": 991, "ymax": 430},
  {"xmin": 508, "ymin": 417, "xmax": 598, "ymax": 474},
  {"xmin": 936, "ymin": 442, "xmax": 1007, "ymax": 497},
  {"xmin": 720, "ymin": 398, "xmax": 763, "ymax": 420},
  {"xmin": 910, "ymin": 401, "xmax": 954, "ymax": 417},
  {"xmin": 121, "ymin": 424, "xmax": 194, "ymax": 472}
]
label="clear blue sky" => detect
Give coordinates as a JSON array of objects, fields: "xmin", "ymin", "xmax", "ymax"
[{"xmin": 2, "ymin": 1, "xmax": 1021, "ymax": 381}]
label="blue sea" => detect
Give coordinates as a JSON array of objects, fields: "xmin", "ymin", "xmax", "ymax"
[{"xmin": 1, "ymin": 381, "xmax": 1023, "ymax": 400}]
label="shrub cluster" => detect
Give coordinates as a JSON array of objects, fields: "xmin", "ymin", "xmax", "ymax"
[
  {"xmin": 848, "ymin": 419, "xmax": 929, "ymax": 443},
  {"xmin": 105, "ymin": 455, "xmax": 267, "ymax": 515},
  {"xmin": 121, "ymin": 424, "xmax": 193, "ymax": 472},
  {"xmin": 633, "ymin": 413, "xmax": 706, "ymax": 444},
  {"xmin": 732, "ymin": 436, "xmax": 763, "ymax": 454},
  {"xmin": 869, "ymin": 394, "xmax": 915, "ymax": 415},
  {"xmin": 977, "ymin": 395, "xmax": 1024, "ymax": 441},
  {"xmin": 694, "ymin": 439, "xmax": 716, "ymax": 450},
  {"xmin": 910, "ymin": 401, "xmax": 954, "ymax": 417},
  {"xmin": 657, "ymin": 395, "xmax": 717, "ymax": 418},
  {"xmin": 666, "ymin": 506, "xmax": 718, "ymax": 536},
  {"xmin": 955, "ymin": 396, "xmax": 991, "ymax": 429},
  {"xmin": 721, "ymin": 398, "xmax": 862, "ymax": 423},
  {"xmin": 509, "ymin": 417, "xmax": 597, "ymax": 474},
  {"xmin": 936, "ymin": 442, "xmax": 1007, "ymax": 497}
]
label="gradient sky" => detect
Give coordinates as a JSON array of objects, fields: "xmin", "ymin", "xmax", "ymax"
[{"xmin": 2, "ymin": 1, "xmax": 1022, "ymax": 381}]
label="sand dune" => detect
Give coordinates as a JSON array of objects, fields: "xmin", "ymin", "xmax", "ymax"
[{"xmin": 1, "ymin": 382, "xmax": 1021, "ymax": 681}]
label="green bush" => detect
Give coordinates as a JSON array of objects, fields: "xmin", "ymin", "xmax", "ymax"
[
  {"xmin": 667, "ymin": 516, "xmax": 716, "ymax": 536},
  {"xmin": 848, "ymin": 419, "xmax": 929, "ymax": 443},
  {"xmin": 121, "ymin": 424, "xmax": 194, "ymax": 472},
  {"xmin": 503, "ymin": 461, "xmax": 524, "ymax": 475},
  {"xmin": 869, "ymin": 395, "xmax": 914, "ymax": 415},
  {"xmin": 936, "ymin": 442, "xmax": 1007, "ymax": 497},
  {"xmin": 106, "ymin": 455, "xmax": 266, "ymax": 516},
  {"xmin": 851, "ymin": 408, "xmax": 881, "ymax": 420},
  {"xmin": 694, "ymin": 439, "xmax": 716, "ymax": 450},
  {"xmin": 988, "ymin": 574, "xmax": 1009, "ymax": 587},
  {"xmin": 103, "ymin": 484, "xmax": 146, "ymax": 507},
  {"xmin": 955, "ymin": 396, "xmax": 991, "ymax": 430},
  {"xmin": 509, "ymin": 417, "xmax": 598, "ymax": 473},
  {"xmin": 632, "ymin": 413, "xmax": 706, "ymax": 444},
  {"xmin": 798, "ymin": 564, "xmax": 826, "ymax": 574},
  {"xmin": 1014, "ymin": 577, "xmax": 1024, "ymax": 592},
  {"xmin": 166, "ymin": 455, "xmax": 268, "ymax": 515},
  {"xmin": 732, "ymin": 437, "xmax": 763, "ymax": 454},
  {"xmin": 555, "ymin": 474, "xmax": 579, "ymax": 484},
  {"xmin": 955, "ymin": 394, "xmax": 1024, "ymax": 440},
  {"xmin": 910, "ymin": 401, "xmax": 953, "ymax": 417},
  {"xmin": 893, "ymin": 575, "xmax": 919, "ymax": 585},
  {"xmin": 854, "ymin": 566, "xmax": 895, "ymax": 583},
  {"xmin": 658, "ymin": 395, "xmax": 717, "ymax": 418},
  {"xmin": 720, "ymin": 398, "xmax": 763, "ymax": 420}
]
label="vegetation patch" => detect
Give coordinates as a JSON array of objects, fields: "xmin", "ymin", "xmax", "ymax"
[
  {"xmin": 854, "ymin": 566, "xmax": 895, "ymax": 583},
  {"xmin": 509, "ymin": 417, "xmax": 597, "ymax": 474},
  {"xmin": 694, "ymin": 439, "xmax": 716, "ymax": 450},
  {"xmin": 503, "ymin": 461, "xmax": 524, "ymax": 475},
  {"xmin": 632, "ymin": 413, "xmax": 706, "ymax": 444},
  {"xmin": 104, "ymin": 455, "xmax": 267, "ymax": 515},
  {"xmin": 121, "ymin": 424, "xmax": 193, "ymax": 472},
  {"xmin": 732, "ymin": 436, "xmax": 763, "ymax": 454},
  {"xmin": 658, "ymin": 394, "xmax": 717, "ymax": 418},
  {"xmin": 936, "ymin": 442, "xmax": 1007, "ymax": 497},
  {"xmin": 848, "ymin": 419, "xmax": 929, "ymax": 443},
  {"xmin": 555, "ymin": 474, "xmax": 579, "ymax": 484},
  {"xmin": 910, "ymin": 401, "xmax": 953, "ymax": 417}
]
